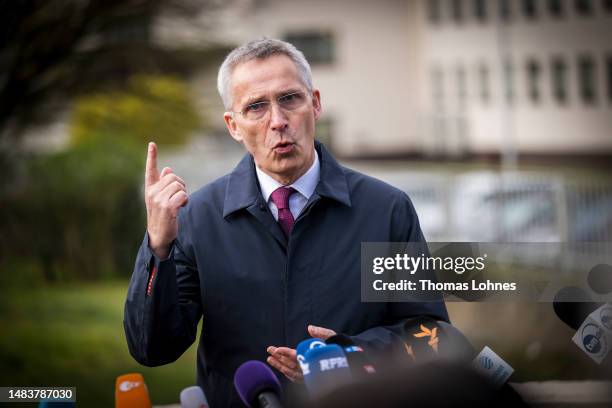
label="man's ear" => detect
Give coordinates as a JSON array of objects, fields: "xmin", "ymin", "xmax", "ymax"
[
  {"xmin": 224, "ymin": 112, "xmax": 243, "ymax": 143},
  {"xmin": 312, "ymin": 89, "xmax": 322, "ymax": 121}
]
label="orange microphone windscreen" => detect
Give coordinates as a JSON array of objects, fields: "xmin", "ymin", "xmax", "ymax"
[{"xmin": 115, "ymin": 373, "xmax": 152, "ymax": 408}]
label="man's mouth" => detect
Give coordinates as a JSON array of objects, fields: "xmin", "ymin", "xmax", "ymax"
[{"xmin": 273, "ymin": 141, "xmax": 295, "ymax": 154}]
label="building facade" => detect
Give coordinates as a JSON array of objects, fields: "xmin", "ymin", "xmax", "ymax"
[{"xmin": 187, "ymin": 0, "xmax": 612, "ymax": 159}]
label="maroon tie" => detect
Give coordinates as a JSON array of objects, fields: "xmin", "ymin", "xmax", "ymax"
[{"xmin": 270, "ymin": 186, "xmax": 296, "ymax": 238}]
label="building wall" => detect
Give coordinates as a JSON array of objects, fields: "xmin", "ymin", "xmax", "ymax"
[
  {"xmin": 196, "ymin": 0, "xmax": 612, "ymax": 158},
  {"xmin": 421, "ymin": 0, "xmax": 612, "ymax": 157},
  {"xmin": 204, "ymin": 0, "xmax": 423, "ymax": 156}
]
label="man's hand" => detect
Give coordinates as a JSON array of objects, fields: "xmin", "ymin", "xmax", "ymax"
[
  {"xmin": 266, "ymin": 346, "xmax": 302, "ymax": 382},
  {"xmin": 145, "ymin": 142, "xmax": 188, "ymax": 259},
  {"xmin": 266, "ymin": 325, "xmax": 337, "ymax": 382}
]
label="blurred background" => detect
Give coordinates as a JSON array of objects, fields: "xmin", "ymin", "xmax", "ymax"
[{"xmin": 1, "ymin": 0, "xmax": 611, "ymax": 406}]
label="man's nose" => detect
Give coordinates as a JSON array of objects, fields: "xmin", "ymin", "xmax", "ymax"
[{"xmin": 269, "ymin": 102, "xmax": 288, "ymax": 132}]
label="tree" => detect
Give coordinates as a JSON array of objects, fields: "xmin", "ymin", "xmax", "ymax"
[{"xmin": 0, "ymin": 0, "xmax": 226, "ymax": 141}]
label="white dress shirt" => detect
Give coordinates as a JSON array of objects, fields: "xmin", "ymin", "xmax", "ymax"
[{"xmin": 255, "ymin": 149, "xmax": 320, "ymax": 221}]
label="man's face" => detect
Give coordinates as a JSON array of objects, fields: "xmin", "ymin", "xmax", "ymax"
[{"xmin": 223, "ymin": 54, "xmax": 321, "ymax": 184}]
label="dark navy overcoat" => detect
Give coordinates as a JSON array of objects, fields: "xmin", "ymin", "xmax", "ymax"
[{"xmin": 124, "ymin": 141, "xmax": 448, "ymax": 407}]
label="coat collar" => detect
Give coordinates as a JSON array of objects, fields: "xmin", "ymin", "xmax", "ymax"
[{"xmin": 223, "ymin": 141, "xmax": 351, "ymax": 218}]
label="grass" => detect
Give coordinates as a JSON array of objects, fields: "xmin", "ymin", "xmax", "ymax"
[{"xmin": 0, "ymin": 281, "xmax": 198, "ymax": 407}]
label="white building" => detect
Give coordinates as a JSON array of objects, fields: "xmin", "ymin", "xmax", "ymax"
[
  {"xmin": 420, "ymin": 0, "xmax": 612, "ymax": 161},
  {"xmin": 182, "ymin": 0, "xmax": 612, "ymax": 159}
]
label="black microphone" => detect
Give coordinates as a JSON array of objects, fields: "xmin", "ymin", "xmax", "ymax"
[
  {"xmin": 553, "ymin": 286, "xmax": 603, "ymax": 330},
  {"xmin": 401, "ymin": 318, "xmax": 519, "ymax": 390},
  {"xmin": 314, "ymin": 360, "xmax": 527, "ymax": 408},
  {"xmin": 325, "ymin": 334, "xmax": 377, "ymax": 378},
  {"xmin": 553, "ymin": 286, "xmax": 612, "ymax": 365},
  {"xmin": 234, "ymin": 360, "xmax": 283, "ymax": 408},
  {"xmin": 588, "ymin": 263, "xmax": 612, "ymax": 295},
  {"xmin": 401, "ymin": 317, "xmax": 475, "ymax": 364}
]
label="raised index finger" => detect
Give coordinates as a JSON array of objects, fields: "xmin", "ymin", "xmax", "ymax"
[{"xmin": 145, "ymin": 142, "xmax": 159, "ymax": 187}]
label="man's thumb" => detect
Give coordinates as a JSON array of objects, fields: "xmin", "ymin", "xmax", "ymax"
[{"xmin": 308, "ymin": 325, "xmax": 335, "ymax": 340}]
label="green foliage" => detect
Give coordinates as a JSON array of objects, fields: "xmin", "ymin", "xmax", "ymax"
[
  {"xmin": 70, "ymin": 75, "xmax": 202, "ymax": 147},
  {"xmin": 0, "ymin": 140, "xmax": 145, "ymax": 283},
  {"xmin": 0, "ymin": 74, "xmax": 202, "ymax": 284},
  {"xmin": 0, "ymin": 282, "xmax": 199, "ymax": 407}
]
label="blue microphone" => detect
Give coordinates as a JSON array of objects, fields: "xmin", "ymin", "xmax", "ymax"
[
  {"xmin": 302, "ymin": 344, "xmax": 352, "ymax": 400},
  {"xmin": 296, "ymin": 337, "xmax": 326, "ymax": 373},
  {"xmin": 38, "ymin": 402, "xmax": 75, "ymax": 407}
]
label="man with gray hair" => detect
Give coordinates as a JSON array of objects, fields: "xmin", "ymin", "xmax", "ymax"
[{"xmin": 124, "ymin": 38, "xmax": 448, "ymax": 407}]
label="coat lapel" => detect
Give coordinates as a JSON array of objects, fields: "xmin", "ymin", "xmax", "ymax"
[
  {"xmin": 223, "ymin": 152, "xmax": 287, "ymax": 249},
  {"xmin": 221, "ymin": 141, "xmax": 351, "ymax": 250}
]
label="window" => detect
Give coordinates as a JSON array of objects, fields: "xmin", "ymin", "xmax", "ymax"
[
  {"xmin": 478, "ymin": 63, "xmax": 490, "ymax": 103},
  {"xmin": 523, "ymin": 0, "xmax": 538, "ymax": 18},
  {"xmin": 575, "ymin": 0, "xmax": 593, "ymax": 15},
  {"xmin": 607, "ymin": 55, "xmax": 612, "ymax": 103},
  {"xmin": 474, "ymin": 0, "xmax": 487, "ymax": 21},
  {"xmin": 577, "ymin": 55, "xmax": 597, "ymax": 104},
  {"xmin": 451, "ymin": 0, "xmax": 464, "ymax": 23},
  {"xmin": 548, "ymin": 0, "xmax": 564, "ymax": 17},
  {"xmin": 432, "ymin": 66, "xmax": 444, "ymax": 102},
  {"xmin": 457, "ymin": 65, "xmax": 467, "ymax": 102},
  {"xmin": 428, "ymin": 0, "xmax": 442, "ymax": 23},
  {"xmin": 284, "ymin": 32, "xmax": 334, "ymax": 65},
  {"xmin": 315, "ymin": 117, "xmax": 334, "ymax": 150},
  {"xmin": 499, "ymin": 0, "xmax": 512, "ymax": 21},
  {"xmin": 526, "ymin": 59, "xmax": 541, "ymax": 103},
  {"xmin": 551, "ymin": 56, "xmax": 568, "ymax": 104},
  {"xmin": 504, "ymin": 59, "xmax": 514, "ymax": 104}
]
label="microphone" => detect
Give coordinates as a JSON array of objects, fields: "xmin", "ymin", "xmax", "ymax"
[
  {"xmin": 401, "ymin": 318, "xmax": 517, "ymax": 390},
  {"xmin": 553, "ymin": 286, "xmax": 603, "ymax": 331},
  {"xmin": 302, "ymin": 344, "xmax": 352, "ymax": 400},
  {"xmin": 313, "ymin": 360, "xmax": 527, "ymax": 407},
  {"xmin": 234, "ymin": 360, "xmax": 283, "ymax": 408},
  {"xmin": 297, "ymin": 338, "xmax": 326, "ymax": 359},
  {"xmin": 325, "ymin": 334, "xmax": 377, "ymax": 377},
  {"xmin": 115, "ymin": 373, "xmax": 151, "ymax": 408},
  {"xmin": 472, "ymin": 346, "xmax": 515, "ymax": 388},
  {"xmin": 38, "ymin": 402, "xmax": 75, "ymax": 407},
  {"xmin": 180, "ymin": 385, "xmax": 209, "ymax": 408},
  {"xmin": 401, "ymin": 317, "xmax": 474, "ymax": 364},
  {"xmin": 296, "ymin": 338, "xmax": 326, "ymax": 375},
  {"xmin": 588, "ymin": 263, "xmax": 612, "ymax": 295},
  {"xmin": 553, "ymin": 286, "xmax": 611, "ymax": 364}
]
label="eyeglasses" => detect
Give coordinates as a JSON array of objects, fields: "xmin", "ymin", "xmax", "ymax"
[{"xmin": 233, "ymin": 91, "xmax": 308, "ymax": 121}]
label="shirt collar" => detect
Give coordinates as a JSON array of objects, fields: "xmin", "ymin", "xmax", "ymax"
[
  {"xmin": 223, "ymin": 141, "xmax": 350, "ymax": 218},
  {"xmin": 255, "ymin": 148, "xmax": 320, "ymax": 203}
]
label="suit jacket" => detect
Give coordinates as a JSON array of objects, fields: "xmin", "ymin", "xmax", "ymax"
[{"xmin": 124, "ymin": 141, "xmax": 448, "ymax": 407}]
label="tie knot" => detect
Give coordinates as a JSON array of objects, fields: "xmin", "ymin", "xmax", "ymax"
[{"xmin": 270, "ymin": 186, "xmax": 296, "ymax": 210}]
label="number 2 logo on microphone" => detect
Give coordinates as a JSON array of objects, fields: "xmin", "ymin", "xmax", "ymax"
[{"xmin": 581, "ymin": 323, "xmax": 607, "ymax": 357}]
